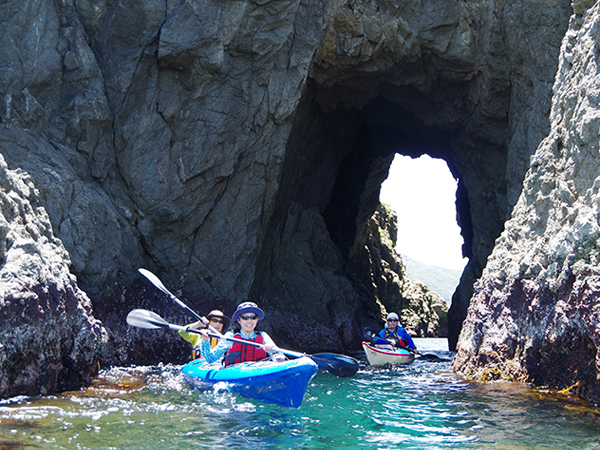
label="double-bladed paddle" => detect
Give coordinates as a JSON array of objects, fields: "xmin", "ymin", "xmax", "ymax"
[
  {"xmin": 363, "ymin": 328, "xmax": 405, "ymax": 348},
  {"xmin": 127, "ymin": 309, "xmax": 359, "ymax": 377},
  {"xmin": 137, "ymin": 267, "xmax": 360, "ymax": 377}
]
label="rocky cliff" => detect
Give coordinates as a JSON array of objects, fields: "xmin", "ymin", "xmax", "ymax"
[
  {"xmin": 0, "ymin": 0, "xmax": 584, "ymax": 396},
  {"xmin": 350, "ymin": 204, "xmax": 448, "ymax": 337},
  {"xmin": 454, "ymin": 0, "xmax": 600, "ymax": 404},
  {"xmin": 0, "ymin": 154, "xmax": 105, "ymax": 397}
]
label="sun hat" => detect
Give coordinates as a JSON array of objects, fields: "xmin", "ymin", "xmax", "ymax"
[
  {"xmin": 206, "ymin": 310, "xmax": 230, "ymax": 330},
  {"xmin": 231, "ymin": 302, "xmax": 265, "ymax": 322},
  {"xmin": 386, "ymin": 312, "xmax": 399, "ymax": 321}
]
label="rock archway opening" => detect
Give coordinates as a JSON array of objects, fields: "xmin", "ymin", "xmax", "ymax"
[
  {"xmin": 319, "ymin": 96, "xmax": 476, "ymax": 338},
  {"xmin": 320, "ymin": 96, "xmax": 474, "ymax": 262},
  {"xmin": 252, "ymin": 84, "xmax": 504, "ymax": 350},
  {"xmin": 381, "ymin": 154, "xmax": 468, "ymax": 304}
]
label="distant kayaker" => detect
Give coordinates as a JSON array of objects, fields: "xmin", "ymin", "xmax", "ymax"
[
  {"xmin": 375, "ymin": 312, "xmax": 418, "ymax": 353},
  {"xmin": 179, "ymin": 310, "xmax": 230, "ymax": 360},
  {"xmin": 198, "ymin": 302, "xmax": 285, "ymax": 365}
]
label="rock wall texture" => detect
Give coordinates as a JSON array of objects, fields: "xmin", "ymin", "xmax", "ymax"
[
  {"xmin": 453, "ymin": 0, "xmax": 600, "ymax": 404},
  {"xmin": 0, "ymin": 0, "xmax": 581, "ymax": 395},
  {"xmin": 0, "ymin": 154, "xmax": 106, "ymax": 397},
  {"xmin": 350, "ymin": 204, "xmax": 448, "ymax": 337}
]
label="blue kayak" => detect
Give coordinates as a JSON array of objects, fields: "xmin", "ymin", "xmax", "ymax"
[{"xmin": 181, "ymin": 356, "xmax": 318, "ymax": 408}]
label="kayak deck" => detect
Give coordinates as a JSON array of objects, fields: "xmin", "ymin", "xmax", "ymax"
[
  {"xmin": 182, "ymin": 356, "xmax": 318, "ymax": 408},
  {"xmin": 362, "ymin": 341, "xmax": 416, "ymax": 366}
]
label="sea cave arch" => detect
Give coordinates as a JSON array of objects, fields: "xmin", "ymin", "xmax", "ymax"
[
  {"xmin": 243, "ymin": 0, "xmax": 571, "ymax": 351},
  {"xmin": 250, "ymin": 82, "xmax": 511, "ymax": 351}
]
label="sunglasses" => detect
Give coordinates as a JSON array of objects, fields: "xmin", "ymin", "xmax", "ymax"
[
  {"xmin": 240, "ymin": 314, "xmax": 258, "ymax": 321},
  {"xmin": 210, "ymin": 318, "xmax": 224, "ymax": 324},
  {"xmin": 387, "ymin": 319, "xmax": 398, "ymax": 322}
]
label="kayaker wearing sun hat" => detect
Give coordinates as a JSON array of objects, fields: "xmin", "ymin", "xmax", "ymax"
[
  {"xmin": 179, "ymin": 310, "xmax": 231, "ymax": 360},
  {"xmin": 375, "ymin": 312, "xmax": 418, "ymax": 352},
  {"xmin": 199, "ymin": 302, "xmax": 284, "ymax": 365}
]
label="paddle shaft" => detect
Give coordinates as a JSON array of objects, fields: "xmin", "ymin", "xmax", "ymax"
[
  {"xmin": 127, "ymin": 309, "xmax": 359, "ymax": 377},
  {"xmin": 142, "ymin": 312, "xmax": 297, "ymax": 356},
  {"xmin": 138, "ymin": 270, "xmax": 348, "ymax": 357},
  {"xmin": 180, "ymin": 327, "xmax": 357, "ymax": 373},
  {"xmin": 184, "ymin": 328, "xmax": 356, "ymax": 373},
  {"xmin": 375, "ymin": 336, "xmax": 445, "ymax": 359},
  {"xmin": 138, "ymin": 269, "xmax": 303, "ymax": 354},
  {"xmin": 138, "ymin": 268, "xmax": 224, "ymax": 334},
  {"xmin": 380, "ymin": 336, "xmax": 413, "ymax": 351}
]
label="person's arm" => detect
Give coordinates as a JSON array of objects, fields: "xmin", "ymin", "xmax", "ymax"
[
  {"xmin": 260, "ymin": 332, "xmax": 286, "ymax": 361},
  {"xmin": 179, "ymin": 330, "xmax": 200, "ymax": 346},
  {"xmin": 398, "ymin": 328, "xmax": 417, "ymax": 350},
  {"xmin": 373, "ymin": 329, "xmax": 390, "ymax": 344},
  {"xmin": 178, "ymin": 319, "xmax": 209, "ymax": 346},
  {"xmin": 260, "ymin": 332, "xmax": 278, "ymax": 354},
  {"xmin": 201, "ymin": 332, "xmax": 233, "ymax": 363}
]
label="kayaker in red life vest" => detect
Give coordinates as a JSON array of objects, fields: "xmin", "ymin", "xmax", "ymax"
[
  {"xmin": 178, "ymin": 310, "xmax": 230, "ymax": 360},
  {"xmin": 198, "ymin": 302, "xmax": 285, "ymax": 365},
  {"xmin": 374, "ymin": 312, "xmax": 418, "ymax": 353}
]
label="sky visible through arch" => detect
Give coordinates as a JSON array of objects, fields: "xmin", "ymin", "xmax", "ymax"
[{"xmin": 380, "ymin": 154, "xmax": 468, "ymax": 271}]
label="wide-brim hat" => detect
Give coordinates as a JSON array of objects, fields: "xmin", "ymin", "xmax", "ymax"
[
  {"xmin": 231, "ymin": 302, "xmax": 265, "ymax": 322},
  {"xmin": 207, "ymin": 310, "xmax": 230, "ymax": 330}
]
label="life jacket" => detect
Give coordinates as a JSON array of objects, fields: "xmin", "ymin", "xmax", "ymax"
[
  {"xmin": 223, "ymin": 332, "xmax": 268, "ymax": 366},
  {"xmin": 384, "ymin": 328, "xmax": 407, "ymax": 348},
  {"xmin": 192, "ymin": 336, "xmax": 219, "ymax": 360}
]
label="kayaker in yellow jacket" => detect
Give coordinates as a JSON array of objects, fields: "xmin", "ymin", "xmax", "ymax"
[{"xmin": 178, "ymin": 310, "xmax": 230, "ymax": 360}]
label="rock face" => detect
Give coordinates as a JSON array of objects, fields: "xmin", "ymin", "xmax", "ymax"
[
  {"xmin": 453, "ymin": 0, "xmax": 600, "ymax": 404},
  {"xmin": 350, "ymin": 204, "xmax": 448, "ymax": 337},
  {"xmin": 0, "ymin": 0, "xmax": 578, "ymax": 390},
  {"xmin": 0, "ymin": 155, "xmax": 106, "ymax": 397}
]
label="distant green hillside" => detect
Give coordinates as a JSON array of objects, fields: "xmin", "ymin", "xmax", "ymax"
[{"xmin": 402, "ymin": 255, "xmax": 463, "ymax": 304}]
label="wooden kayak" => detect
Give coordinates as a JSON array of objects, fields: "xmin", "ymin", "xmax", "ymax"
[
  {"xmin": 362, "ymin": 341, "xmax": 416, "ymax": 366},
  {"xmin": 182, "ymin": 356, "xmax": 318, "ymax": 408}
]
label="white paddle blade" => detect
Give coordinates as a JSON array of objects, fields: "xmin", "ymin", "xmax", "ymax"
[
  {"xmin": 126, "ymin": 309, "xmax": 170, "ymax": 329},
  {"xmin": 138, "ymin": 268, "xmax": 204, "ymax": 322},
  {"xmin": 138, "ymin": 268, "xmax": 171, "ymax": 296}
]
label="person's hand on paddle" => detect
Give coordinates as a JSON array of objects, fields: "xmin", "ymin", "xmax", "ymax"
[
  {"xmin": 186, "ymin": 319, "xmax": 208, "ymax": 331},
  {"xmin": 263, "ymin": 344, "xmax": 276, "ymax": 353},
  {"xmin": 262, "ymin": 345, "xmax": 287, "ymax": 362},
  {"xmin": 198, "ymin": 328, "xmax": 211, "ymax": 342}
]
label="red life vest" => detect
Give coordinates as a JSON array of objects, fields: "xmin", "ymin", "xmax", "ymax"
[{"xmin": 224, "ymin": 333, "xmax": 268, "ymax": 366}]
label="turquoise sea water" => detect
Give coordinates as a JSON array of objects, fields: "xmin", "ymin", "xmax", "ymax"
[{"xmin": 1, "ymin": 338, "xmax": 599, "ymax": 449}]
